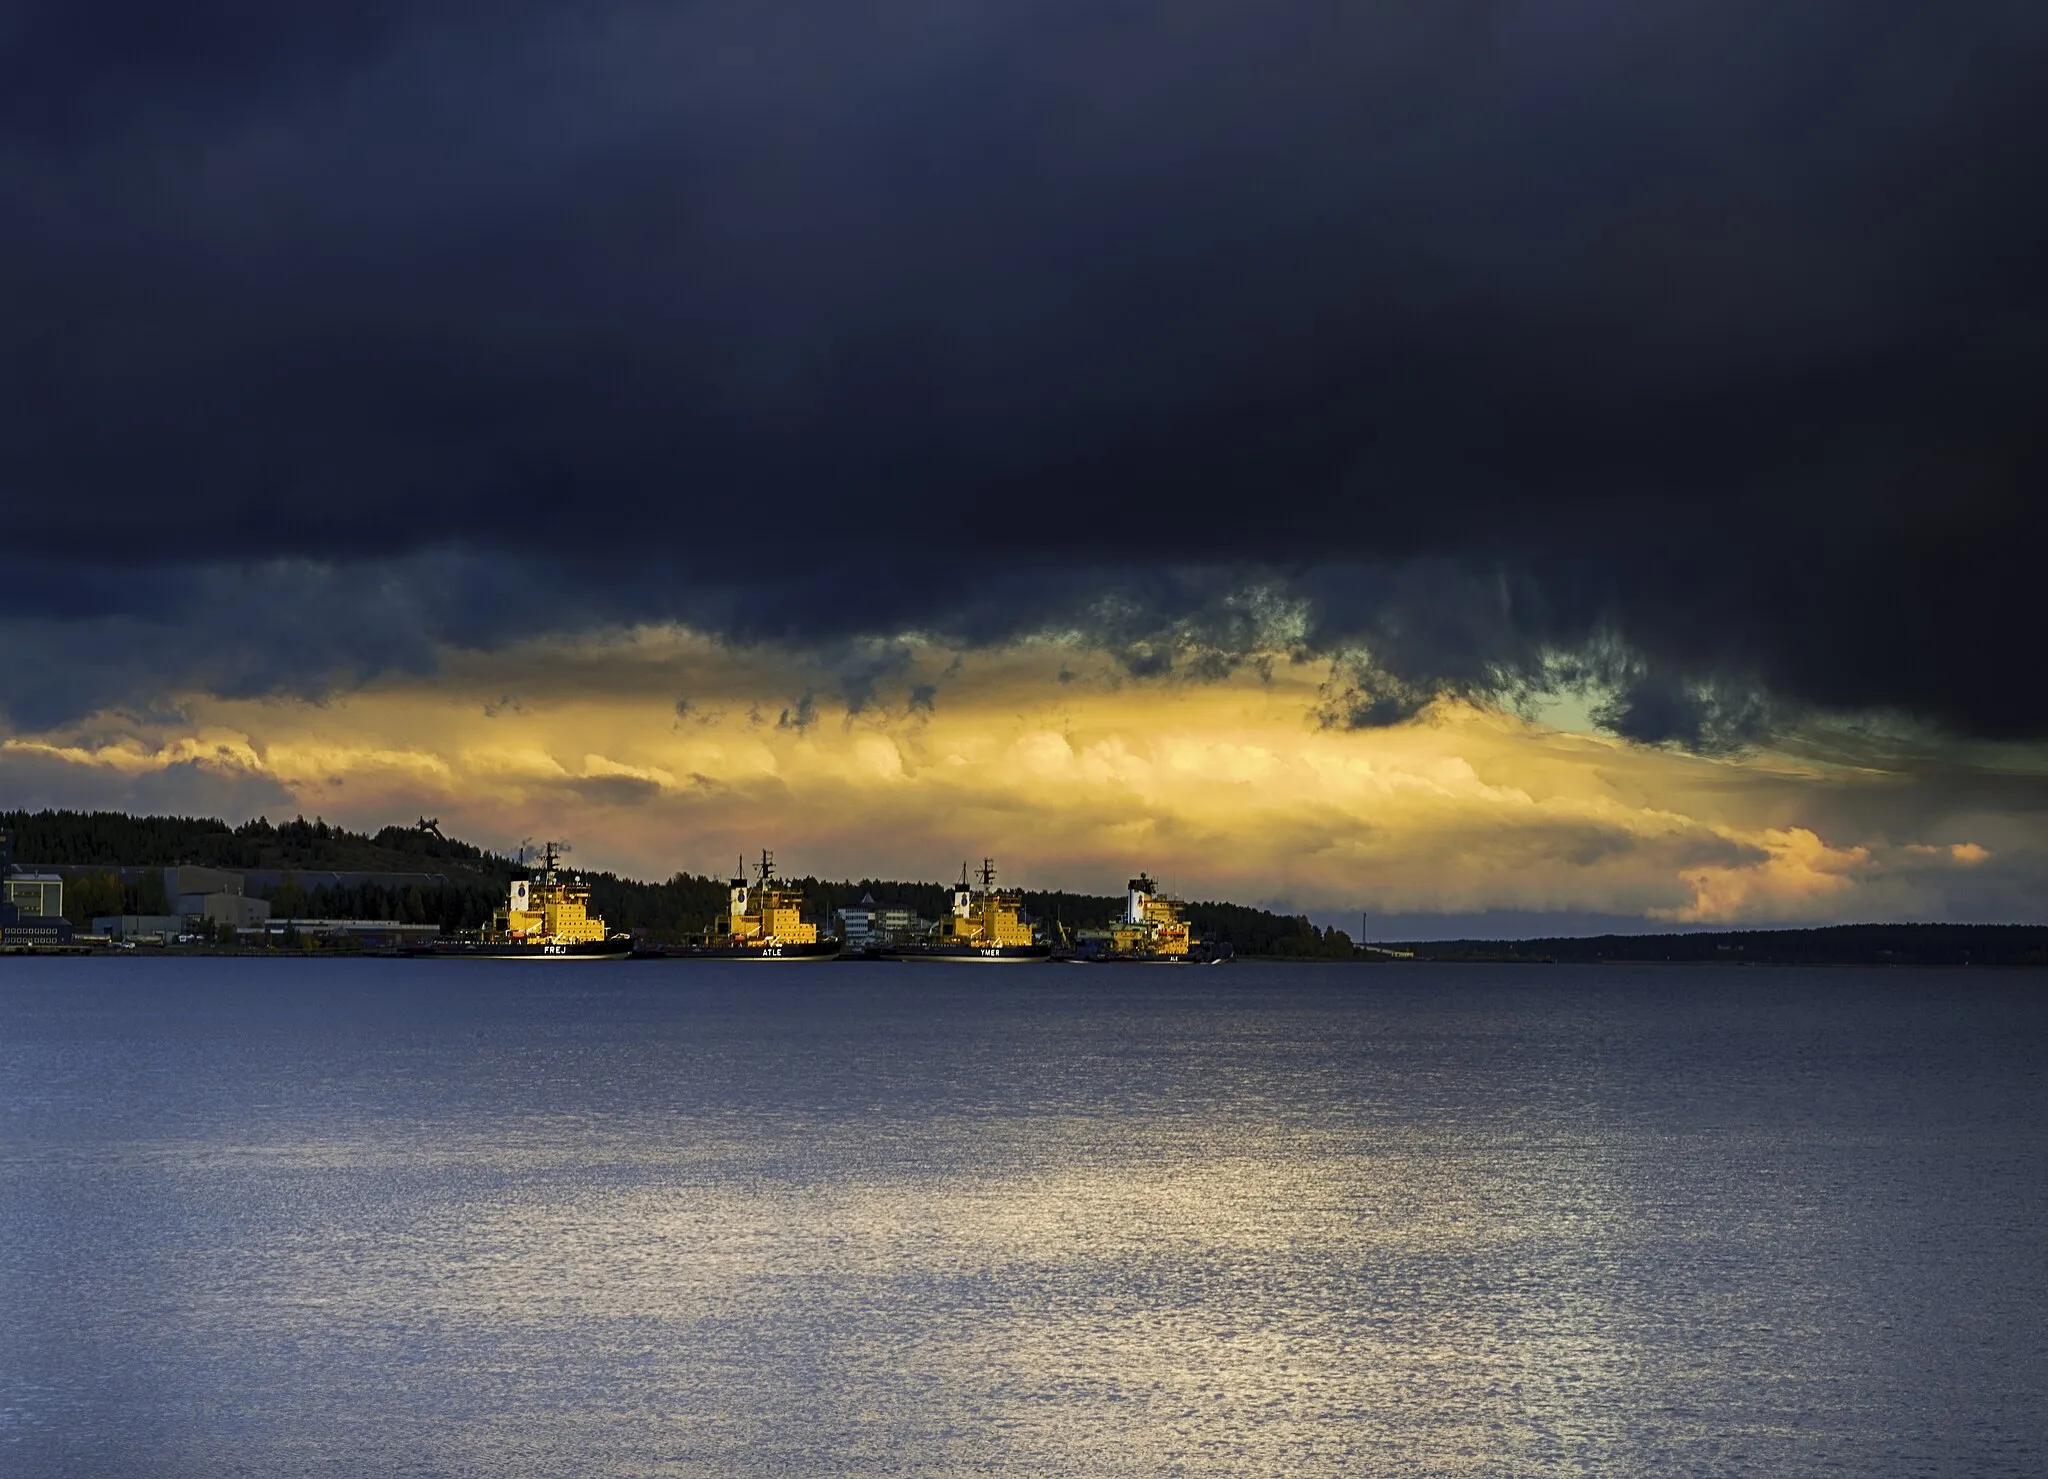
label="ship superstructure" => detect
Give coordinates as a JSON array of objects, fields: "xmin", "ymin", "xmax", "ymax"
[
  {"xmin": 493, "ymin": 843, "xmax": 609, "ymax": 946},
  {"xmin": 886, "ymin": 860, "xmax": 1049, "ymax": 962},
  {"xmin": 1074, "ymin": 874, "xmax": 1227, "ymax": 963},
  {"xmin": 426, "ymin": 842, "xmax": 631, "ymax": 959},
  {"xmin": 707, "ymin": 852, "xmax": 839, "ymax": 957},
  {"xmin": 644, "ymin": 851, "xmax": 841, "ymax": 960}
]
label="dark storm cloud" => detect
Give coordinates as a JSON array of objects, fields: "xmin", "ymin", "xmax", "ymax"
[
  {"xmin": 556, "ymin": 772, "xmax": 664, "ymax": 807},
  {"xmin": 3, "ymin": 1, "xmax": 2044, "ymax": 735}
]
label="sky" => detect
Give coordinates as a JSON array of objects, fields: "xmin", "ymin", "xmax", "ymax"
[{"xmin": 3, "ymin": 2, "xmax": 2045, "ymax": 932}]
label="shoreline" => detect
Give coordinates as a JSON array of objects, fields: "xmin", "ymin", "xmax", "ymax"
[{"xmin": 8, "ymin": 946, "xmax": 2048, "ymax": 970}]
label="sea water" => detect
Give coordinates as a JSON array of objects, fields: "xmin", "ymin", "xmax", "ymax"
[{"xmin": 2, "ymin": 959, "xmax": 2043, "ymax": 1477}]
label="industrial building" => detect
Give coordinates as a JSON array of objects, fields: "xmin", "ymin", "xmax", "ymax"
[
  {"xmin": 262, "ymin": 919, "xmax": 442, "ymax": 947},
  {"xmin": 163, "ymin": 866, "xmax": 274, "ymax": 930},
  {"xmin": 0, "ymin": 828, "xmax": 75, "ymax": 946},
  {"xmin": 834, "ymin": 893, "xmax": 930, "ymax": 950},
  {"xmin": 5, "ymin": 871, "xmax": 64, "ymax": 920},
  {"xmin": 90, "ymin": 915, "xmax": 188, "ymax": 943}
]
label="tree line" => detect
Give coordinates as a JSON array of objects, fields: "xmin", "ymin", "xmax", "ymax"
[
  {"xmin": 15, "ymin": 809, "xmax": 1360, "ymax": 953},
  {"xmin": 1, "ymin": 809, "xmax": 511, "ymax": 875}
]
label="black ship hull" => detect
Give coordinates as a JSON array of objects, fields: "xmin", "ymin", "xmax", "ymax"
[
  {"xmin": 882, "ymin": 943, "xmax": 1053, "ymax": 963},
  {"xmin": 1068, "ymin": 952, "xmax": 1232, "ymax": 965},
  {"xmin": 412, "ymin": 937, "xmax": 633, "ymax": 960},
  {"xmin": 637, "ymin": 940, "xmax": 843, "ymax": 961}
]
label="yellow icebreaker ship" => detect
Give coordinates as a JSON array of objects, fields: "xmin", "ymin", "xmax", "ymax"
[
  {"xmin": 426, "ymin": 842, "xmax": 632, "ymax": 959},
  {"xmin": 884, "ymin": 860, "xmax": 1050, "ymax": 962}
]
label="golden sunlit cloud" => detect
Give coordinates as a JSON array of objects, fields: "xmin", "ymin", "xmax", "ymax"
[{"xmin": 3, "ymin": 627, "xmax": 2032, "ymax": 928}]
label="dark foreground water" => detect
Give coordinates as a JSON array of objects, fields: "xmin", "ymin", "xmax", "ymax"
[{"xmin": 2, "ymin": 960, "xmax": 2044, "ymax": 1477}]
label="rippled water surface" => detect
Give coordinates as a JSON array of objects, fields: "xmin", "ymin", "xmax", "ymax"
[{"xmin": 3, "ymin": 959, "xmax": 2044, "ymax": 1476}]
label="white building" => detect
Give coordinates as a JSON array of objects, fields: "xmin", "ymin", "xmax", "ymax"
[{"xmin": 834, "ymin": 893, "xmax": 929, "ymax": 949}]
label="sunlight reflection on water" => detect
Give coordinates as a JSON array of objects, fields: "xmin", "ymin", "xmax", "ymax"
[{"xmin": 3, "ymin": 960, "xmax": 2044, "ymax": 1476}]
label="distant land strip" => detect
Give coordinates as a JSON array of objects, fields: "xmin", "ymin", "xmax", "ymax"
[
  {"xmin": 6, "ymin": 810, "xmax": 2046, "ymax": 965},
  {"xmin": 1392, "ymin": 925, "xmax": 2048, "ymax": 968}
]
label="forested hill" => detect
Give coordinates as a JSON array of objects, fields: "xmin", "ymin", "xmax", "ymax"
[{"xmin": 2, "ymin": 809, "xmax": 513, "ymax": 877}]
